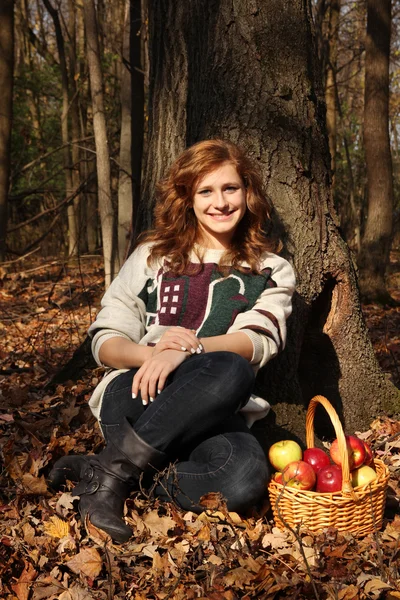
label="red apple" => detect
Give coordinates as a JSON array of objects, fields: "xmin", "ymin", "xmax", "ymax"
[
  {"xmin": 281, "ymin": 460, "xmax": 316, "ymax": 491},
  {"xmin": 363, "ymin": 441, "xmax": 374, "ymax": 466},
  {"xmin": 316, "ymin": 464, "xmax": 343, "ymax": 493},
  {"xmin": 351, "ymin": 465, "xmax": 377, "ymax": 488},
  {"xmin": 273, "ymin": 472, "xmax": 283, "ymax": 484},
  {"xmin": 330, "ymin": 435, "xmax": 366, "ymax": 470},
  {"xmin": 303, "ymin": 447, "xmax": 331, "ymax": 474},
  {"xmin": 268, "ymin": 440, "xmax": 302, "ymax": 472}
]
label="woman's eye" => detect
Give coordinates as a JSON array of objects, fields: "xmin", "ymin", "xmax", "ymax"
[
  {"xmin": 225, "ymin": 186, "xmax": 238, "ymax": 192},
  {"xmin": 198, "ymin": 189, "xmax": 211, "ymax": 195}
]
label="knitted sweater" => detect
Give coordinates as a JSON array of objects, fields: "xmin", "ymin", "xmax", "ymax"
[{"xmin": 88, "ymin": 242, "xmax": 296, "ymax": 427}]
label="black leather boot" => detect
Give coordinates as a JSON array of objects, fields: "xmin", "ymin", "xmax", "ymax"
[{"xmin": 50, "ymin": 419, "xmax": 166, "ymax": 543}]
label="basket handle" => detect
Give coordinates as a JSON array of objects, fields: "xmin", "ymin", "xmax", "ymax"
[{"xmin": 306, "ymin": 395, "xmax": 357, "ymax": 498}]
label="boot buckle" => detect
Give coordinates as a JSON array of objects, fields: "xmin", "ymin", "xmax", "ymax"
[
  {"xmin": 82, "ymin": 465, "xmax": 94, "ymax": 481},
  {"xmin": 86, "ymin": 480, "xmax": 99, "ymax": 494}
]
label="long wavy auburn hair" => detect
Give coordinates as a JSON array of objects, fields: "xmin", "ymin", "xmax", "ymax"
[{"xmin": 141, "ymin": 139, "xmax": 278, "ymax": 274}]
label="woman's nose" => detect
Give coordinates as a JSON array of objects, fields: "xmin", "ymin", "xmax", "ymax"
[{"xmin": 214, "ymin": 190, "xmax": 228, "ymax": 209}]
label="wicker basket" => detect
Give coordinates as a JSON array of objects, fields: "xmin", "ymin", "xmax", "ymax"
[{"xmin": 268, "ymin": 395, "xmax": 390, "ymax": 536}]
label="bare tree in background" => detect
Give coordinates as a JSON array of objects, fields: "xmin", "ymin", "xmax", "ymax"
[
  {"xmin": 325, "ymin": 0, "xmax": 341, "ymax": 177},
  {"xmin": 83, "ymin": 0, "xmax": 116, "ymax": 287},
  {"xmin": 117, "ymin": 0, "xmax": 133, "ymax": 267},
  {"xmin": 358, "ymin": 0, "xmax": 394, "ymax": 304},
  {"xmin": 0, "ymin": 0, "xmax": 14, "ymax": 261}
]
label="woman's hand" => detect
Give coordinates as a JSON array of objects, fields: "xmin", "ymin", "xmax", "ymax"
[
  {"xmin": 132, "ymin": 349, "xmax": 190, "ymax": 405},
  {"xmin": 151, "ymin": 327, "xmax": 203, "ymax": 356}
]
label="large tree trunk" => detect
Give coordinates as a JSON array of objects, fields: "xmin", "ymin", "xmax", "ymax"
[
  {"xmin": 358, "ymin": 0, "xmax": 394, "ymax": 304},
  {"xmin": 0, "ymin": 0, "xmax": 14, "ymax": 262},
  {"xmin": 138, "ymin": 0, "xmax": 400, "ymax": 442},
  {"xmin": 83, "ymin": 0, "xmax": 116, "ymax": 288}
]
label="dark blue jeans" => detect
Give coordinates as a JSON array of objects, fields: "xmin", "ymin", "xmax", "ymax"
[{"xmin": 100, "ymin": 351, "xmax": 269, "ymax": 513}]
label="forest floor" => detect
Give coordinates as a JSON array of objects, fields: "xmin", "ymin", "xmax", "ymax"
[{"xmin": 0, "ymin": 251, "xmax": 399, "ymax": 600}]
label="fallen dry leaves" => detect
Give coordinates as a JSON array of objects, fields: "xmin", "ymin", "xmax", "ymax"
[{"xmin": 0, "ymin": 253, "xmax": 399, "ymax": 599}]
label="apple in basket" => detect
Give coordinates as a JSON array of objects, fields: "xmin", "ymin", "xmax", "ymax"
[
  {"xmin": 330, "ymin": 435, "xmax": 366, "ymax": 470},
  {"xmin": 316, "ymin": 464, "xmax": 343, "ymax": 493},
  {"xmin": 268, "ymin": 440, "xmax": 302, "ymax": 472},
  {"xmin": 303, "ymin": 447, "xmax": 331, "ymax": 474},
  {"xmin": 363, "ymin": 441, "xmax": 374, "ymax": 466},
  {"xmin": 351, "ymin": 465, "xmax": 377, "ymax": 488},
  {"xmin": 281, "ymin": 460, "xmax": 316, "ymax": 491},
  {"xmin": 273, "ymin": 472, "xmax": 284, "ymax": 484}
]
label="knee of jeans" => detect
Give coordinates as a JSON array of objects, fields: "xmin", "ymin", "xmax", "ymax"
[
  {"xmin": 209, "ymin": 352, "xmax": 255, "ymax": 397},
  {"xmin": 225, "ymin": 461, "xmax": 269, "ymax": 512},
  {"xmin": 218, "ymin": 434, "xmax": 269, "ymax": 512}
]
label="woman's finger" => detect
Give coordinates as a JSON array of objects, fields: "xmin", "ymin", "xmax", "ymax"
[{"xmin": 162, "ymin": 331, "xmax": 201, "ymax": 353}]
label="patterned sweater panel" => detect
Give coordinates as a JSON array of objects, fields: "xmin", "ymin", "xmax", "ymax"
[{"xmin": 89, "ymin": 242, "xmax": 295, "ymax": 369}]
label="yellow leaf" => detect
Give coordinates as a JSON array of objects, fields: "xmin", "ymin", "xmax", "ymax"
[
  {"xmin": 66, "ymin": 547, "xmax": 103, "ymax": 579},
  {"xmin": 43, "ymin": 516, "xmax": 70, "ymax": 539}
]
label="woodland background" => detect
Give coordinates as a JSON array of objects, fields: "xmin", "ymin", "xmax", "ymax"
[{"xmin": 0, "ymin": 0, "xmax": 400, "ymax": 599}]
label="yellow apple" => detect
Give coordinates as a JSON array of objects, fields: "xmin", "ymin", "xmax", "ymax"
[
  {"xmin": 351, "ymin": 465, "xmax": 377, "ymax": 488},
  {"xmin": 268, "ymin": 440, "xmax": 302, "ymax": 472}
]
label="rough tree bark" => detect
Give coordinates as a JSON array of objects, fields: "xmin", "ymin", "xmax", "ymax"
[
  {"xmin": 0, "ymin": 0, "xmax": 14, "ymax": 262},
  {"xmin": 137, "ymin": 0, "xmax": 400, "ymax": 442},
  {"xmin": 358, "ymin": 0, "xmax": 394, "ymax": 304},
  {"xmin": 83, "ymin": 0, "xmax": 116, "ymax": 288}
]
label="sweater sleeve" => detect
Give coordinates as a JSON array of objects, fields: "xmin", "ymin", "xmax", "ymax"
[
  {"xmin": 88, "ymin": 243, "xmax": 153, "ymax": 365},
  {"xmin": 226, "ymin": 254, "xmax": 295, "ymax": 368}
]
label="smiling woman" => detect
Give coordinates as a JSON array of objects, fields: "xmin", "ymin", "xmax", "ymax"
[{"xmin": 49, "ymin": 139, "xmax": 296, "ymax": 543}]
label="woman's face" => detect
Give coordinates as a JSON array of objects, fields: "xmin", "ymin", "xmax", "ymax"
[{"xmin": 192, "ymin": 162, "xmax": 246, "ymax": 249}]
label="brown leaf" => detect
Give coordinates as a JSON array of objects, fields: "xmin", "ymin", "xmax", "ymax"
[
  {"xmin": 58, "ymin": 584, "xmax": 94, "ymax": 600},
  {"xmin": 32, "ymin": 584, "xmax": 63, "ymax": 600},
  {"xmin": 21, "ymin": 473, "xmax": 48, "ymax": 495},
  {"xmin": 22, "ymin": 522, "xmax": 36, "ymax": 545},
  {"xmin": 85, "ymin": 517, "xmax": 113, "ymax": 547},
  {"xmin": 363, "ymin": 578, "xmax": 392, "ymax": 597},
  {"xmin": 199, "ymin": 491, "xmax": 228, "ymax": 511},
  {"xmin": 11, "ymin": 560, "xmax": 38, "ymax": 600},
  {"xmin": 207, "ymin": 554, "xmax": 223, "ymax": 565},
  {"xmin": 337, "ymin": 585, "xmax": 359, "ymax": 600},
  {"xmin": 143, "ymin": 510, "xmax": 176, "ymax": 538},
  {"xmin": 151, "ymin": 550, "xmax": 173, "ymax": 577},
  {"xmin": 197, "ymin": 523, "xmax": 211, "ymax": 541},
  {"xmin": 238, "ymin": 554, "xmax": 261, "ymax": 573},
  {"xmin": 66, "ymin": 547, "xmax": 103, "ymax": 579},
  {"xmin": 223, "ymin": 566, "xmax": 255, "ymax": 589}
]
